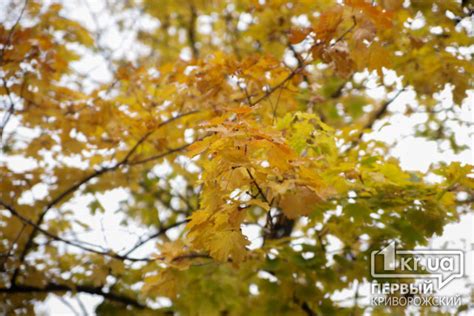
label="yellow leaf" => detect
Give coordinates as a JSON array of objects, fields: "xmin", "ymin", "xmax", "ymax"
[
  {"xmin": 186, "ymin": 137, "xmax": 212, "ymax": 157},
  {"xmin": 247, "ymin": 199, "xmax": 270, "ymax": 210},
  {"xmin": 143, "ymin": 270, "xmax": 179, "ymax": 298},
  {"xmin": 208, "ymin": 230, "xmax": 248, "ymax": 263},
  {"xmin": 186, "ymin": 209, "xmax": 212, "ymax": 231},
  {"xmin": 280, "ymin": 186, "xmax": 323, "ymax": 219}
]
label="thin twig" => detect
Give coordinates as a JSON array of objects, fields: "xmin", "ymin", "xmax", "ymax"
[
  {"xmin": 332, "ymin": 16, "xmax": 357, "ymax": 46},
  {"xmin": 122, "ymin": 220, "xmax": 189, "ymax": 257},
  {"xmin": 0, "ymin": 199, "xmax": 152, "ymax": 262},
  {"xmin": 57, "ymin": 296, "xmax": 80, "ymax": 316},
  {"xmin": 0, "ymin": 0, "xmax": 29, "ymax": 63},
  {"xmin": 76, "ymin": 296, "xmax": 88, "ymax": 316},
  {"xmin": 344, "ymin": 89, "xmax": 405, "ymax": 153}
]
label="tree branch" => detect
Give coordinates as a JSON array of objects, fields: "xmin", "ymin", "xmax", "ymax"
[
  {"xmin": 128, "ymin": 142, "xmax": 194, "ymax": 166},
  {"xmin": 248, "ymin": 66, "xmax": 304, "ymax": 107},
  {"xmin": 0, "ymin": 283, "xmax": 146, "ymax": 309},
  {"xmin": 9, "ymin": 111, "xmax": 199, "ymax": 284},
  {"xmin": 0, "ymin": 0, "xmax": 29, "ymax": 64},
  {"xmin": 246, "ymin": 168, "xmax": 269, "ymax": 204},
  {"xmin": 57, "ymin": 296, "xmax": 80, "ymax": 316},
  {"xmin": 187, "ymin": 4, "xmax": 198, "ymax": 59},
  {"xmin": 344, "ymin": 89, "xmax": 405, "ymax": 153},
  {"xmin": 0, "ymin": 79, "xmax": 18, "ymax": 146},
  {"xmin": 122, "ymin": 219, "xmax": 189, "ymax": 257},
  {"xmin": 0, "ymin": 199, "xmax": 152, "ymax": 262}
]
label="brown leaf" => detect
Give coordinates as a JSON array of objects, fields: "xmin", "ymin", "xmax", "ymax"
[{"xmin": 288, "ymin": 28, "xmax": 310, "ymax": 44}]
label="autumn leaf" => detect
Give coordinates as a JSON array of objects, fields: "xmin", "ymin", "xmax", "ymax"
[
  {"xmin": 279, "ymin": 186, "xmax": 324, "ymax": 219},
  {"xmin": 288, "ymin": 28, "xmax": 310, "ymax": 44},
  {"xmin": 313, "ymin": 5, "xmax": 344, "ymax": 42},
  {"xmin": 208, "ymin": 230, "xmax": 249, "ymax": 263}
]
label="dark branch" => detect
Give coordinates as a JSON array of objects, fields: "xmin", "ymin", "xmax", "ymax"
[
  {"xmin": 122, "ymin": 219, "xmax": 189, "ymax": 257},
  {"xmin": 344, "ymin": 89, "xmax": 405, "ymax": 153},
  {"xmin": 0, "ymin": 283, "xmax": 146, "ymax": 309},
  {"xmin": 248, "ymin": 67, "xmax": 303, "ymax": 107},
  {"xmin": 128, "ymin": 142, "xmax": 194, "ymax": 166},
  {"xmin": 0, "ymin": 0, "xmax": 29, "ymax": 64},
  {"xmin": 246, "ymin": 168, "xmax": 269, "ymax": 204},
  {"xmin": 0, "ymin": 199, "xmax": 152, "ymax": 262},
  {"xmin": 187, "ymin": 4, "xmax": 198, "ymax": 59}
]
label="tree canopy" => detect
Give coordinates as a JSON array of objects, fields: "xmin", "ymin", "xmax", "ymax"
[{"xmin": 0, "ymin": 0, "xmax": 473, "ymax": 314}]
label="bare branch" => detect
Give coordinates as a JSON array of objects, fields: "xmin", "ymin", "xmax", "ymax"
[
  {"xmin": 187, "ymin": 4, "xmax": 199, "ymax": 59},
  {"xmin": 0, "ymin": 283, "xmax": 146, "ymax": 309},
  {"xmin": 128, "ymin": 142, "xmax": 194, "ymax": 166},
  {"xmin": 248, "ymin": 66, "xmax": 303, "ymax": 107},
  {"xmin": 57, "ymin": 296, "xmax": 80, "ymax": 316},
  {"xmin": 122, "ymin": 220, "xmax": 189, "ymax": 257},
  {"xmin": 344, "ymin": 89, "xmax": 405, "ymax": 153},
  {"xmin": 0, "ymin": 199, "xmax": 152, "ymax": 262},
  {"xmin": 0, "ymin": 79, "xmax": 17, "ymax": 145}
]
